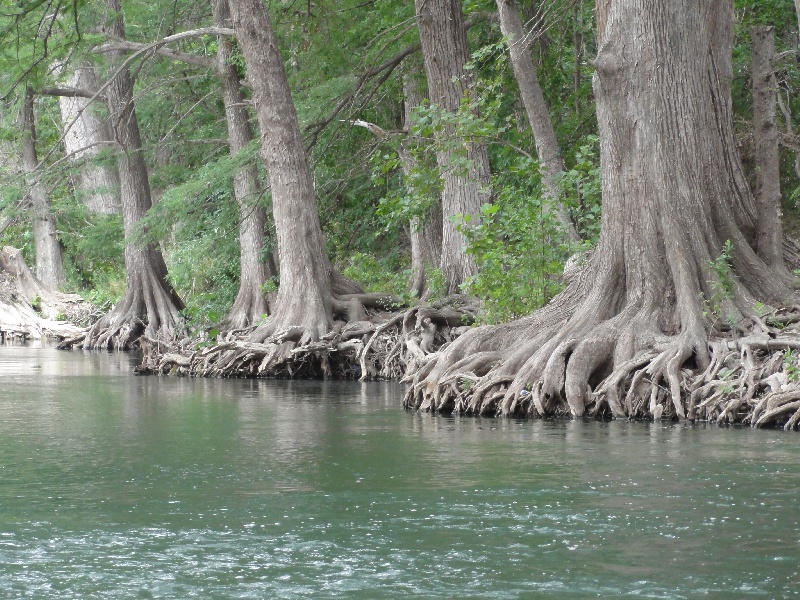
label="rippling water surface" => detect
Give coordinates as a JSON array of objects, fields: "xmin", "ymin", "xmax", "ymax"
[{"xmin": 0, "ymin": 345, "xmax": 799, "ymax": 598}]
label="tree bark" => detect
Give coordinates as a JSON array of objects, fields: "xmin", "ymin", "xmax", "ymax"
[
  {"xmin": 405, "ymin": 0, "xmax": 797, "ymax": 421},
  {"xmin": 496, "ymin": 0, "xmax": 580, "ymax": 243},
  {"xmin": 229, "ymin": 0, "xmax": 335, "ymax": 345},
  {"xmin": 401, "ymin": 70, "xmax": 442, "ymax": 298},
  {"xmin": 415, "ymin": 0, "xmax": 492, "ymax": 294},
  {"xmin": 572, "ymin": 3, "xmax": 582, "ymax": 115},
  {"xmin": 795, "ymin": 0, "xmax": 800, "ymax": 39},
  {"xmin": 752, "ymin": 26, "xmax": 788, "ymax": 275},
  {"xmin": 20, "ymin": 87, "xmax": 66, "ymax": 289},
  {"xmin": 84, "ymin": 0, "xmax": 184, "ymax": 349},
  {"xmin": 211, "ymin": 0, "xmax": 274, "ymax": 330},
  {"xmin": 58, "ymin": 65, "xmax": 121, "ymax": 214}
]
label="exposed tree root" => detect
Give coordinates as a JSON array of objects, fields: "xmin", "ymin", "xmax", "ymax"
[
  {"xmin": 402, "ymin": 300, "xmax": 800, "ymax": 429},
  {"xmin": 0, "ymin": 246, "xmax": 94, "ymax": 341},
  {"xmin": 139, "ymin": 295, "xmax": 477, "ymax": 382},
  {"xmin": 75, "ymin": 260, "xmax": 185, "ymax": 351}
]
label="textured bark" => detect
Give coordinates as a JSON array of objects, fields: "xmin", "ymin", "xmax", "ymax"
[
  {"xmin": 229, "ymin": 0, "xmax": 334, "ymax": 344},
  {"xmin": 20, "ymin": 87, "xmax": 66, "ymax": 289},
  {"xmin": 84, "ymin": 0, "xmax": 184, "ymax": 349},
  {"xmin": 401, "ymin": 71, "xmax": 442, "ymax": 298},
  {"xmin": 405, "ymin": 0, "xmax": 797, "ymax": 420},
  {"xmin": 415, "ymin": 0, "xmax": 492, "ymax": 294},
  {"xmin": 572, "ymin": 3, "xmax": 582, "ymax": 115},
  {"xmin": 58, "ymin": 65, "xmax": 121, "ymax": 214},
  {"xmin": 496, "ymin": 0, "xmax": 580, "ymax": 243},
  {"xmin": 212, "ymin": 0, "xmax": 274, "ymax": 330},
  {"xmin": 795, "ymin": 0, "xmax": 800, "ymax": 38},
  {"xmin": 752, "ymin": 26, "xmax": 787, "ymax": 275}
]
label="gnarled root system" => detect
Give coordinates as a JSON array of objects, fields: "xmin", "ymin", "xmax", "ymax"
[
  {"xmin": 403, "ymin": 303, "xmax": 800, "ymax": 430},
  {"xmin": 142, "ymin": 296, "xmax": 477, "ymax": 381}
]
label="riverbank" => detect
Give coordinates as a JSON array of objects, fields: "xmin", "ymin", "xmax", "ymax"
[
  {"xmin": 111, "ymin": 301, "xmax": 800, "ymax": 430},
  {"xmin": 0, "ymin": 246, "xmax": 96, "ymax": 342}
]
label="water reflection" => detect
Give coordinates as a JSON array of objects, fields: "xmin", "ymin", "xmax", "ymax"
[{"xmin": 0, "ymin": 345, "xmax": 798, "ymax": 598}]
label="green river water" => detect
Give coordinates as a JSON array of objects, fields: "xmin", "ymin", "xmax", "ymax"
[{"xmin": 0, "ymin": 345, "xmax": 798, "ymax": 598}]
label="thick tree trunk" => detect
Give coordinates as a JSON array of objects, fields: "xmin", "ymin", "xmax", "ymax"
[
  {"xmin": 229, "ymin": 0, "xmax": 334, "ymax": 346},
  {"xmin": 58, "ymin": 65, "xmax": 121, "ymax": 214},
  {"xmin": 752, "ymin": 26, "xmax": 788, "ymax": 276},
  {"xmin": 83, "ymin": 0, "xmax": 184, "ymax": 349},
  {"xmin": 20, "ymin": 87, "xmax": 66, "ymax": 289},
  {"xmin": 401, "ymin": 70, "xmax": 443, "ymax": 298},
  {"xmin": 405, "ymin": 0, "xmax": 797, "ymax": 422},
  {"xmin": 496, "ymin": 0, "xmax": 580, "ymax": 243},
  {"xmin": 415, "ymin": 0, "xmax": 492, "ymax": 294},
  {"xmin": 211, "ymin": 0, "xmax": 274, "ymax": 330}
]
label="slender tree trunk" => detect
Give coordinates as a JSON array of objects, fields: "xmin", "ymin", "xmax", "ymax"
[
  {"xmin": 496, "ymin": 0, "xmax": 580, "ymax": 243},
  {"xmin": 406, "ymin": 0, "xmax": 796, "ymax": 422},
  {"xmin": 20, "ymin": 87, "xmax": 66, "ymax": 289},
  {"xmin": 752, "ymin": 26, "xmax": 788, "ymax": 275},
  {"xmin": 211, "ymin": 0, "xmax": 274, "ymax": 330},
  {"xmin": 84, "ymin": 0, "xmax": 184, "ymax": 349},
  {"xmin": 415, "ymin": 0, "xmax": 492, "ymax": 294},
  {"xmin": 58, "ymin": 65, "xmax": 121, "ymax": 214},
  {"xmin": 573, "ymin": 3, "xmax": 582, "ymax": 115},
  {"xmin": 401, "ymin": 70, "xmax": 442, "ymax": 298},
  {"xmin": 229, "ymin": 0, "xmax": 334, "ymax": 344},
  {"xmin": 795, "ymin": 0, "xmax": 800, "ymax": 39}
]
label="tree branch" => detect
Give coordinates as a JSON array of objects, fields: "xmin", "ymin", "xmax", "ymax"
[
  {"xmin": 38, "ymin": 85, "xmax": 104, "ymax": 100},
  {"xmin": 781, "ymin": 132, "xmax": 800, "ymax": 153},
  {"xmin": 303, "ymin": 11, "xmax": 489, "ymax": 151},
  {"xmin": 96, "ymin": 38, "xmax": 216, "ymax": 71},
  {"xmin": 304, "ymin": 42, "xmax": 420, "ymax": 150},
  {"xmin": 39, "ymin": 26, "xmax": 236, "ymax": 165}
]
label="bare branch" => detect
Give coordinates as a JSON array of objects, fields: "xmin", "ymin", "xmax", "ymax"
[
  {"xmin": 95, "ymin": 38, "xmax": 215, "ymax": 70},
  {"xmin": 342, "ymin": 119, "xmax": 406, "ymax": 138},
  {"xmin": 304, "ymin": 11, "xmax": 489, "ymax": 150},
  {"xmin": 38, "ymin": 86, "xmax": 104, "ymax": 100},
  {"xmin": 39, "ymin": 26, "xmax": 235, "ymax": 165},
  {"xmin": 304, "ymin": 41, "xmax": 420, "ymax": 149},
  {"xmin": 774, "ymin": 48, "xmax": 800, "ymax": 64}
]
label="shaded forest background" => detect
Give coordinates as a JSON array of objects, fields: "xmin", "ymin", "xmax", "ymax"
[{"xmin": 1, "ymin": 0, "xmax": 798, "ymax": 330}]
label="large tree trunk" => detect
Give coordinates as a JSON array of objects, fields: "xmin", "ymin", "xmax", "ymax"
[
  {"xmin": 405, "ymin": 0, "xmax": 797, "ymax": 423},
  {"xmin": 229, "ymin": 0, "xmax": 335, "ymax": 351},
  {"xmin": 496, "ymin": 0, "xmax": 580, "ymax": 243},
  {"xmin": 83, "ymin": 0, "xmax": 184, "ymax": 349},
  {"xmin": 211, "ymin": 0, "xmax": 274, "ymax": 330},
  {"xmin": 401, "ymin": 70, "xmax": 443, "ymax": 298},
  {"xmin": 20, "ymin": 87, "xmax": 66, "ymax": 289},
  {"xmin": 415, "ymin": 0, "xmax": 492, "ymax": 294},
  {"xmin": 58, "ymin": 65, "xmax": 121, "ymax": 214},
  {"xmin": 752, "ymin": 26, "xmax": 788, "ymax": 276}
]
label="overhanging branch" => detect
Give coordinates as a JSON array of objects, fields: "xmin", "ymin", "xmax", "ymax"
[
  {"xmin": 39, "ymin": 85, "xmax": 104, "ymax": 100},
  {"xmin": 96, "ymin": 38, "xmax": 216, "ymax": 71},
  {"xmin": 304, "ymin": 11, "xmax": 489, "ymax": 150}
]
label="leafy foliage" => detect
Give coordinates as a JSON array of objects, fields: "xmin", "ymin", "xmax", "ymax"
[
  {"xmin": 0, "ymin": 0, "xmax": 798, "ymax": 332},
  {"xmin": 458, "ymin": 160, "xmax": 574, "ymax": 324}
]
